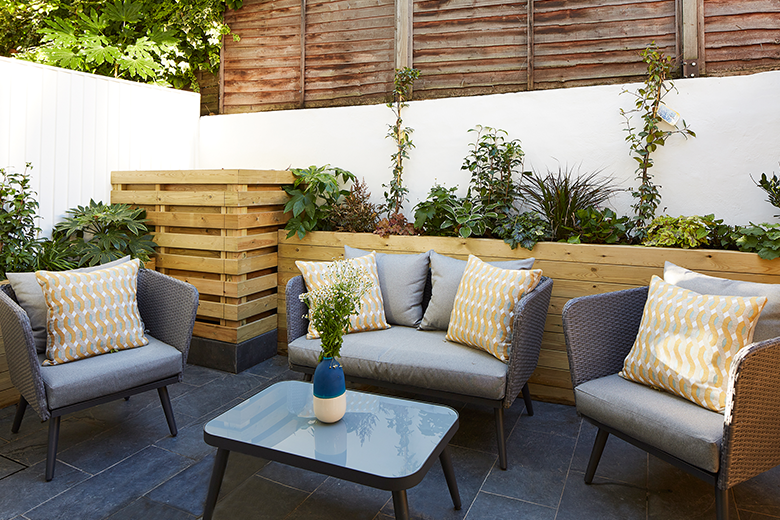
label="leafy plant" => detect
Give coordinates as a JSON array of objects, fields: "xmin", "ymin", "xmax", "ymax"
[
  {"xmin": 299, "ymin": 260, "xmax": 372, "ymax": 360},
  {"xmin": 753, "ymin": 170, "xmax": 780, "ymax": 217},
  {"xmin": 462, "ymin": 125, "xmax": 526, "ymax": 216},
  {"xmin": 0, "ymin": 164, "xmax": 74, "ymax": 278},
  {"xmin": 412, "ymin": 184, "xmax": 459, "ymax": 237},
  {"xmin": 12, "ymin": 0, "xmax": 242, "ymax": 89},
  {"xmin": 621, "ymin": 42, "xmax": 695, "ymax": 234},
  {"xmin": 444, "ymin": 199, "xmax": 499, "ymax": 239},
  {"xmin": 566, "ymin": 207, "xmax": 630, "ymax": 245},
  {"xmin": 283, "ymin": 165, "xmax": 356, "ymax": 239},
  {"xmin": 641, "ymin": 214, "xmax": 735, "ymax": 250},
  {"xmin": 374, "ymin": 212, "xmax": 418, "ymax": 237},
  {"xmin": 53, "ymin": 199, "xmax": 157, "ymax": 266},
  {"xmin": 521, "ymin": 166, "xmax": 619, "ymax": 241},
  {"xmin": 733, "ymin": 223, "xmax": 780, "ymax": 260},
  {"xmin": 384, "ymin": 67, "xmax": 420, "ymax": 217},
  {"xmin": 494, "ymin": 211, "xmax": 550, "ymax": 251},
  {"xmin": 328, "ymin": 178, "xmax": 380, "ymax": 233}
]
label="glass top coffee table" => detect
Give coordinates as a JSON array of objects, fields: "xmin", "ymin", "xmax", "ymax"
[{"xmin": 202, "ymin": 380, "xmax": 460, "ymax": 520}]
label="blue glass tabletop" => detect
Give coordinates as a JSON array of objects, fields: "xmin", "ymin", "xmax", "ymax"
[{"xmin": 204, "ymin": 380, "xmax": 458, "ymax": 480}]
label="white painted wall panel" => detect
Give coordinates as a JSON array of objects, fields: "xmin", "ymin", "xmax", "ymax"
[
  {"xmin": 0, "ymin": 57, "xmax": 200, "ymax": 235},
  {"xmin": 199, "ymin": 70, "xmax": 780, "ymax": 227}
]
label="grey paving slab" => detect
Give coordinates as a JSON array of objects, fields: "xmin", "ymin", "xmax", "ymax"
[
  {"xmin": 257, "ymin": 461, "xmax": 329, "ymax": 493},
  {"xmin": 449, "ymin": 400, "xmax": 524, "ymax": 456},
  {"xmin": 464, "ymin": 491, "xmax": 557, "ymax": 520},
  {"xmin": 170, "ymin": 371, "xmax": 268, "ymax": 420},
  {"xmin": 211, "ymin": 474, "xmax": 310, "ymax": 520},
  {"xmin": 182, "ymin": 364, "xmax": 227, "ymax": 387},
  {"xmin": 556, "ymin": 471, "xmax": 647, "ymax": 520},
  {"xmin": 732, "ymin": 465, "xmax": 780, "ymax": 518},
  {"xmin": 516, "ymin": 400, "xmax": 583, "ymax": 439},
  {"xmin": 571, "ymin": 420, "xmax": 648, "ymax": 487},
  {"xmin": 23, "ymin": 446, "xmax": 193, "ymax": 520},
  {"xmin": 243, "ymin": 355, "xmax": 299, "ymax": 381},
  {"xmin": 0, "ymin": 404, "xmax": 48, "ymax": 443},
  {"xmin": 0, "ymin": 460, "xmax": 90, "ymax": 520},
  {"xmin": 481, "ymin": 429, "xmax": 576, "ymax": 508},
  {"xmin": 0, "ymin": 416, "xmax": 103, "ymax": 467},
  {"xmin": 104, "ymin": 497, "xmax": 196, "ymax": 520},
  {"xmin": 0, "ymin": 454, "xmax": 24, "ymax": 479},
  {"xmin": 287, "ymin": 477, "xmax": 391, "ymax": 520}
]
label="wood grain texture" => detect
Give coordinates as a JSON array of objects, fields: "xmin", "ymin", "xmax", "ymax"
[{"xmin": 276, "ymin": 231, "xmax": 780, "ymax": 405}]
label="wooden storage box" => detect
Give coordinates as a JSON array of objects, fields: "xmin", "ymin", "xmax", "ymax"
[{"xmin": 111, "ymin": 169, "xmax": 292, "ymax": 345}]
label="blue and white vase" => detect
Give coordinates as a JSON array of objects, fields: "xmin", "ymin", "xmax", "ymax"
[{"xmin": 312, "ymin": 357, "xmax": 346, "ymax": 423}]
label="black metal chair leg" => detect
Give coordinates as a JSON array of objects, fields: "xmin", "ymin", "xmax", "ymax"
[
  {"xmin": 303, "ymin": 373, "xmax": 312, "ymax": 382},
  {"xmin": 716, "ymin": 487, "xmax": 729, "ymax": 520},
  {"xmin": 203, "ymin": 448, "xmax": 230, "ymax": 520},
  {"xmin": 521, "ymin": 382, "xmax": 534, "ymax": 416},
  {"xmin": 11, "ymin": 396, "xmax": 27, "ymax": 434},
  {"xmin": 495, "ymin": 406, "xmax": 507, "ymax": 470},
  {"xmin": 584, "ymin": 428, "xmax": 609, "ymax": 484},
  {"xmin": 392, "ymin": 489, "xmax": 410, "ymax": 520},
  {"xmin": 158, "ymin": 386, "xmax": 177, "ymax": 436},
  {"xmin": 439, "ymin": 445, "xmax": 461, "ymax": 510},
  {"xmin": 45, "ymin": 416, "xmax": 61, "ymax": 481}
]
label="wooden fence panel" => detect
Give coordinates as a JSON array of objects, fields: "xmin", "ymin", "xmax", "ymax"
[
  {"xmin": 304, "ymin": 0, "xmax": 395, "ymax": 107},
  {"xmin": 412, "ymin": 0, "xmax": 529, "ymax": 99},
  {"xmin": 704, "ymin": 0, "xmax": 780, "ymax": 76},
  {"xmin": 222, "ymin": 0, "xmax": 303, "ymax": 113}
]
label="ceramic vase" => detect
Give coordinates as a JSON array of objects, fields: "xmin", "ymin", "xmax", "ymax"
[{"xmin": 312, "ymin": 357, "xmax": 346, "ymax": 423}]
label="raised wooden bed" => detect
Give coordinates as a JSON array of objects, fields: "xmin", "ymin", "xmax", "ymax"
[
  {"xmin": 111, "ymin": 169, "xmax": 292, "ymax": 346},
  {"xmin": 277, "ymin": 231, "xmax": 780, "ymax": 405}
]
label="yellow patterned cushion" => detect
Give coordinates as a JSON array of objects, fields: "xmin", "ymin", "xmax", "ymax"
[
  {"xmin": 296, "ymin": 252, "xmax": 389, "ymax": 339},
  {"xmin": 620, "ymin": 275, "xmax": 767, "ymax": 412},
  {"xmin": 446, "ymin": 255, "xmax": 542, "ymax": 362},
  {"xmin": 36, "ymin": 259, "xmax": 149, "ymax": 365}
]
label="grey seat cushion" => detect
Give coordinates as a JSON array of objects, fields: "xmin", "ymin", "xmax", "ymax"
[
  {"xmin": 39, "ymin": 335, "xmax": 182, "ymax": 410},
  {"xmin": 288, "ymin": 326, "xmax": 508, "ymax": 401},
  {"xmin": 419, "ymin": 251, "xmax": 535, "ymax": 331},
  {"xmin": 345, "ymin": 246, "xmax": 431, "ymax": 327},
  {"xmin": 575, "ymin": 374, "xmax": 724, "ymax": 473}
]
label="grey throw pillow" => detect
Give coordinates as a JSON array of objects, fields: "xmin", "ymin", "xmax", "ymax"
[
  {"xmin": 419, "ymin": 251, "xmax": 535, "ymax": 331},
  {"xmin": 7, "ymin": 256, "xmax": 133, "ymax": 353},
  {"xmin": 664, "ymin": 260, "xmax": 780, "ymax": 342},
  {"xmin": 345, "ymin": 246, "xmax": 431, "ymax": 327}
]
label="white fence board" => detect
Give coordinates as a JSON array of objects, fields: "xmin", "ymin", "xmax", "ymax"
[{"xmin": 0, "ymin": 57, "xmax": 200, "ymax": 235}]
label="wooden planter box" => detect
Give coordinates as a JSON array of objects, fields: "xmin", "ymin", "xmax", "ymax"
[
  {"xmin": 111, "ymin": 169, "xmax": 292, "ymax": 372},
  {"xmin": 277, "ymin": 231, "xmax": 780, "ymax": 405}
]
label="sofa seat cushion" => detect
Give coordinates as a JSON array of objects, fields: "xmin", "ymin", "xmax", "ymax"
[
  {"xmin": 288, "ymin": 327, "xmax": 508, "ymax": 401},
  {"xmin": 40, "ymin": 335, "xmax": 183, "ymax": 410},
  {"xmin": 575, "ymin": 373, "xmax": 724, "ymax": 473}
]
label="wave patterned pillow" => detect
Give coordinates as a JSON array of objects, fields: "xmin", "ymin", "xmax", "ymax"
[
  {"xmin": 36, "ymin": 259, "xmax": 148, "ymax": 365},
  {"xmin": 620, "ymin": 275, "xmax": 766, "ymax": 412}
]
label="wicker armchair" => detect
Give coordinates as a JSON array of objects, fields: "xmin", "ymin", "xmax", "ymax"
[
  {"xmin": 561, "ymin": 287, "xmax": 780, "ymax": 520},
  {"xmin": 0, "ymin": 269, "xmax": 199, "ymax": 481}
]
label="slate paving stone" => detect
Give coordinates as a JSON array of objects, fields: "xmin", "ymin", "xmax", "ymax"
[
  {"xmin": 171, "ymin": 371, "xmax": 267, "ymax": 420},
  {"xmin": 0, "ymin": 416, "xmax": 104, "ymax": 467},
  {"xmin": 244, "ymin": 355, "xmax": 299, "ymax": 381},
  {"xmin": 257, "ymin": 461, "xmax": 329, "ymax": 493},
  {"xmin": 0, "ymin": 454, "xmax": 24, "ymax": 479},
  {"xmin": 146, "ymin": 450, "xmax": 270, "ymax": 516},
  {"xmin": 288, "ymin": 477, "xmax": 391, "ymax": 520},
  {"xmin": 211, "ymin": 474, "xmax": 310, "ymax": 520},
  {"xmin": 556, "ymin": 471, "xmax": 647, "ymax": 520},
  {"xmin": 382, "ymin": 445, "xmax": 496, "ymax": 520},
  {"xmin": 517, "ymin": 400, "xmax": 583, "ymax": 439},
  {"xmin": 23, "ymin": 446, "xmax": 193, "ymax": 520},
  {"xmin": 0, "ymin": 459, "xmax": 90, "ymax": 520},
  {"xmin": 450, "ymin": 400, "xmax": 524, "ymax": 456},
  {"xmin": 732, "ymin": 465, "xmax": 780, "ymax": 518},
  {"xmin": 481, "ymin": 429, "xmax": 576, "ymax": 507},
  {"xmin": 570, "ymin": 420, "xmax": 648, "ymax": 487},
  {"xmin": 465, "ymin": 491, "xmax": 557, "ymax": 520},
  {"xmin": 647, "ymin": 456, "xmax": 738, "ymax": 520},
  {"xmin": 104, "ymin": 496, "xmax": 195, "ymax": 520},
  {"xmin": 58, "ymin": 406, "xmax": 176, "ymax": 474},
  {"xmin": 0, "ymin": 403, "xmax": 48, "ymax": 443},
  {"xmin": 182, "ymin": 364, "xmax": 228, "ymax": 388}
]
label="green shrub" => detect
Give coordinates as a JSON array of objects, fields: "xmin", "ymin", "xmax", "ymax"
[
  {"xmin": 283, "ymin": 165, "xmax": 356, "ymax": 239},
  {"xmin": 412, "ymin": 184, "xmax": 459, "ymax": 237},
  {"xmin": 495, "ymin": 211, "xmax": 550, "ymax": 251},
  {"xmin": 329, "ymin": 178, "xmax": 380, "ymax": 233},
  {"xmin": 753, "ymin": 171, "xmax": 780, "ymax": 217},
  {"xmin": 733, "ymin": 223, "xmax": 780, "ymax": 260},
  {"xmin": 54, "ymin": 199, "xmax": 157, "ymax": 266},
  {"xmin": 643, "ymin": 214, "xmax": 735, "ymax": 250},
  {"xmin": 566, "ymin": 207, "xmax": 630, "ymax": 244},
  {"xmin": 521, "ymin": 166, "xmax": 619, "ymax": 241}
]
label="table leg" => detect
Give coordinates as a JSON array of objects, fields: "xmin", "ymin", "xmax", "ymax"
[
  {"xmin": 392, "ymin": 489, "xmax": 410, "ymax": 520},
  {"xmin": 440, "ymin": 445, "xmax": 461, "ymax": 510},
  {"xmin": 203, "ymin": 448, "xmax": 230, "ymax": 520}
]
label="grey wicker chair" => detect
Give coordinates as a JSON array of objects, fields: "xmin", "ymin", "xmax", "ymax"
[
  {"xmin": 0, "ymin": 269, "xmax": 199, "ymax": 481},
  {"xmin": 561, "ymin": 287, "xmax": 780, "ymax": 520}
]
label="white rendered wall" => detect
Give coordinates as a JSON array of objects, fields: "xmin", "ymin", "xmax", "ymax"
[
  {"xmin": 199, "ymin": 70, "xmax": 780, "ymax": 226},
  {"xmin": 0, "ymin": 57, "xmax": 200, "ymax": 235}
]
